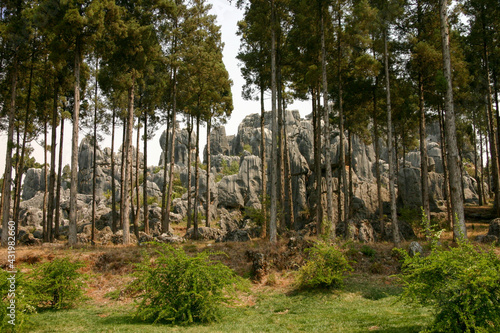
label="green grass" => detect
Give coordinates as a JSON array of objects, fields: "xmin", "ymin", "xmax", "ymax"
[{"xmin": 27, "ymin": 275, "xmax": 431, "ymax": 333}]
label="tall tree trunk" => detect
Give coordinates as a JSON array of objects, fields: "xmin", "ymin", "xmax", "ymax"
[
  {"xmin": 165, "ymin": 67, "xmax": 178, "ymax": 233},
  {"xmin": 260, "ymin": 84, "xmax": 267, "ymax": 238},
  {"xmin": 111, "ymin": 109, "xmax": 117, "ymax": 233},
  {"xmin": 193, "ymin": 115, "xmax": 200, "ymax": 239},
  {"xmin": 122, "ymin": 78, "xmax": 135, "ymax": 245},
  {"xmin": 13, "ymin": 48, "xmax": 34, "ymax": 225},
  {"xmin": 69, "ymin": 43, "xmax": 81, "ymax": 246},
  {"xmin": 269, "ymin": 0, "xmax": 278, "ymax": 243},
  {"xmin": 187, "ymin": 115, "xmax": 193, "ymax": 230},
  {"xmin": 54, "ymin": 116, "xmax": 65, "ymax": 239},
  {"xmin": 143, "ymin": 111, "xmax": 149, "ymax": 234},
  {"xmin": 42, "ymin": 122, "xmax": 48, "ymax": 242},
  {"xmin": 119, "ymin": 118, "xmax": 127, "ymax": 230},
  {"xmin": 439, "ymin": 0, "xmax": 466, "ymax": 240},
  {"xmin": 373, "ymin": 77, "xmax": 383, "ymax": 223},
  {"xmin": 384, "ymin": 30, "xmax": 400, "ymax": 247},
  {"xmin": 313, "ymin": 88, "xmax": 323, "ymax": 234},
  {"xmin": 161, "ymin": 111, "xmax": 170, "ymax": 232},
  {"xmin": 479, "ymin": 124, "xmax": 486, "ymax": 203},
  {"xmin": 283, "ymin": 107, "xmax": 295, "ymax": 230},
  {"xmin": 47, "ymin": 79, "xmax": 58, "ymax": 243},
  {"xmin": 1, "ymin": 59, "xmax": 18, "ymax": 246},
  {"xmin": 133, "ymin": 117, "xmax": 140, "ymax": 240},
  {"xmin": 277, "ymin": 49, "xmax": 285, "ymax": 232},
  {"xmin": 419, "ymin": 74, "xmax": 430, "ymax": 233},
  {"xmin": 483, "ymin": 43, "xmax": 500, "ymax": 216},
  {"xmin": 321, "ymin": 7, "xmax": 335, "ymax": 237},
  {"xmin": 472, "ymin": 117, "xmax": 482, "ymax": 206},
  {"xmin": 206, "ymin": 118, "xmax": 211, "ymax": 227},
  {"xmin": 91, "ymin": 60, "xmax": 98, "ymax": 245},
  {"xmin": 439, "ymin": 104, "xmax": 452, "ymax": 228},
  {"xmin": 348, "ymin": 131, "xmax": 353, "ymax": 219}
]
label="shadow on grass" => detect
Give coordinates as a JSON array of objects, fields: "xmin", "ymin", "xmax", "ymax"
[
  {"xmin": 344, "ymin": 278, "xmax": 403, "ymax": 301},
  {"xmin": 376, "ymin": 325, "xmax": 426, "ymax": 333},
  {"xmin": 99, "ymin": 312, "xmax": 212, "ymax": 331}
]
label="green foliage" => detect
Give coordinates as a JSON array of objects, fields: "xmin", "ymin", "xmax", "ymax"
[
  {"xmin": 243, "ymin": 144, "xmax": 252, "ymax": 154},
  {"xmin": 30, "ymin": 258, "xmax": 86, "ymax": 309},
  {"xmin": 131, "ymin": 243, "xmax": 246, "ymax": 325},
  {"xmin": 360, "ymin": 245, "xmax": 377, "ymax": 258},
  {"xmin": 296, "ymin": 243, "xmax": 352, "ymax": 290},
  {"xmin": 0, "ymin": 270, "xmax": 36, "ymax": 333},
  {"xmin": 216, "ymin": 160, "xmax": 240, "ymax": 182},
  {"xmin": 397, "ymin": 242, "xmax": 500, "ymax": 332},
  {"xmin": 244, "ymin": 206, "xmax": 265, "ymax": 227},
  {"xmin": 172, "ymin": 173, "xmax": 187, "ymax": 200}
]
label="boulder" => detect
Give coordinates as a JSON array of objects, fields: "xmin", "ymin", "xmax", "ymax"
[
  {"xmin": 487, "ymin": 218, "xmax": 500, "ymax": 238},
  {"xmin": 184, "ymin": 227, "xmax": 225, "ymax": 240},
  {"xmin": 216, "ymin": 229, "xmax": 251, "ymax": 242},
  {"xmin": 408, "ymin": 241, "xmax": 423, "ymax": 257}
]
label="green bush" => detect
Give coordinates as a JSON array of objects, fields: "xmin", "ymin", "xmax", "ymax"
[
  {"xmin": 397, "ymin": 242, "xmax": 500, "ymax": 332},
  {"xmin": 296, "ymin": 242, "xmax": 352, "ymax": 290},
  {"xmin": 0, "ymin": 270, "xmax": 36, "ymax": 332},
  {"xmin": 360, "ymin": 245, "xmax": 377, "ymax": 258},
  {"xmin": 30, "ymin": 258, "xmax": 86, "ymax": 309},
  {"xmin": 131, "ymin": 243, "xmax": 245, "ymax": 324}
]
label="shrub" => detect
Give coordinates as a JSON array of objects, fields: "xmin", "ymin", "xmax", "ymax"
[
  {"xmin": 360, "ymin": 245, "xmax": 377, "ymax": 258},
  {"xmin": 296, "ymin": 242, "xmax": 352, "ymax": 290},
  {"xmin": 397, "ymin": 242, "xmax": 500, "ymax": 332},
  {"xmin": 30, "ymin": 258, "xmax": 86, "ymax": 309},
  {"xmin": 0, "ymin": 270, "xmax": 36, "ymax": 332},
  {"xmin": 131, "ymin": 243, "xmax": 245, "ymax": 324}
]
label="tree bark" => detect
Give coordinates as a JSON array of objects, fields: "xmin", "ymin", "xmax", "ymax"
[
  {"xmin": 260, "ymin": 84, "xmax": 267, "ymax": 238},
  {"xmin": 91, "ymin": 59, "xmax": 98, "ymax": 245},
  {"xmin": 1, "ymin": 59, "xmax": 18, "ymax": 246},
  {"xmin": 122, "ymin": 77, "xmax": 135, "ymax": 245},
  {"xmin": 143, "ymin": 111, "xmax": 149, "ymax": 234},
  {"xmin": 69, "ymin": 42, "xmax": 81, "ymax": 246},
  {"xmin": 187, "ymin": 115, "xmax": 193, "ymax": 230},
  {"xmin": 165, "ymin": 68, "xmax": 178, "ymax": 233},
  {"xmin": 161, "ymin": 111, "xmax": 170, "ymax": 231},
  {"xmin": 419, "ymin": 74, "xmax": 430, "ymax": 233},
  {"xmin": 206, "ymin": 118, "xmax": 211, "ymax": 227},
  {"xmin": 439, "ymin": 0, "xmax": 466, "ymax": 240},
  {"xmin": 111, "ymin": 109, "xmax": 117, "ymax": 232},
  {"xmin": 55, "ymin": 116, "xmax": 65, "ymax": 239},
  {"xmin": 269, "ymin": 0, "xmax": 278, "ymax": 243},
  {"xmin": 47, "ymin": 79, "xmax": 59, "ymax": 243},
  {"xmin": 384, "ymin": 30, "xmax": 400, "ymax": 247},
  {"xmin": 313, "ymin": 88, "xmax": 323, "ymax": 234},
  {"xmin": 193, "ymin": 115, "xmax": 200, "ymax": 239},
  {"xmin": 42, "ymin": 122, "xmax": 48, "ymax": 242},
  {"xmin": 321, "ymin": 7, "xmax": 335, "ymax": 237}
]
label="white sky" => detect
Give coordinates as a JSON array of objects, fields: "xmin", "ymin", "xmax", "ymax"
[{"xmin": 0, "ymin": 0, "xmax": 311, "ymax": 173}]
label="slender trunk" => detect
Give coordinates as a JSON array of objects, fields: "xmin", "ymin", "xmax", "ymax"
[
  {"xmin": 260, "ymin": 84, "xmax": 267, "ymax": 238},
  {"xmin": 123, "ymin": 78, "xmax": 135, "ymax": 245},
  {"xmin": 373, "ymin": 76, "xmax": 383, "ymax": 223},
  {"xmin": 111, "ymin": 109, "xmax": 117, "ymax": 233},
  {"xmin": 473, "ymin": 117, "xmax": 482, "ymax": 206},
  {"xmin": 277, "ymin": 49, "xmax": 285, "ymax": 232},
  {"xmin": 187, "ymin": 116, "xmax": 193, "ymax": 230},
  {"xmin": 322, "ymin": 7, "xmax": 335, "ymax": 236},
  {"xmin": 143, "ymin": 111, "xmax": 149, "ymax": 234},
  {"xmin": 283, "ymin": 108, "xmax": 295, "ymax": 230},
  {"xmin": 47, "ymin": 79, "xmax": 58, "ymax": 243},
  {"xmin": 161, "ymin": 112, "xmax": 170, "ymax": 232},
  {"xmin": 42, "ymin": 122, "xmax": 48, "ymax": 242},
  {"xmin": 269, "ymin": 0, "xmax": 278, "ymax": 243},
  {"xmin": 193, "ymin": 115, "xmax": 200, "ymax": 239},
  {"xmin": 165, "ymin": 67, "xmax": 178, "ymax": 233},
  {"xmin": 439, "ymin": 0, "xmax": 466, "ymax": 240},
  {"xmin": 54, "ymin": 116, "xmax": 64, "ymax": 239},
  {"xmin": 206, "ymin": 118, "xmax": 211, "ymax": 227},
  {"xmin": 119, "ymin": 117, "xmax": 126, "ymax": 230},
  {"xmin": 348, "ymin": 131, "xmax": 353, "ymax": 219},
  {"xmin": 419, "ymin": 74, "xmax": 430, "ymax": 232},
  {"xmin": 133, "ymin": 117, "xmax": 140, "ymax": 239},
  {"xmin": 13, "ymin": 48, "xmax": 34, "ymax": 225},
  {"xmin": 480, "ymin": 124, "xmax": 486, "ymax": 203},
  {"xmin": 69, "ymin": 43, "xmax": 81, "ymax": 246},
  {"xmin": 384, "ymin": 30, "xmax": 400, "ymax": 247},
  {"xmin": 439, "ymin": 104, "xmax": 452, "ymax": 228},
  {"xmin": 1, "ymin": 59, "xmax": 18, "ymax": 246},
  {"xmin": 313, "ymin": 88, "xmax": 323, "ymax": 234},
  {"xmin": 483, "ymin": 43, "xmax": 500, "ymax": 215},
  {"xmin": 91, "ymin": 60, "xmax": 98, "ymax": 245}
]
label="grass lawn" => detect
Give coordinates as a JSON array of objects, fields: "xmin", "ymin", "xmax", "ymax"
[{"xmin": 27, "ymin": 274, "xmax": 431, "ymax": 333}]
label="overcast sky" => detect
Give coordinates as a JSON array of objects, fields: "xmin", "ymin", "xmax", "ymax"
[{"xmin": 0, "ymin": 0, "xmax": 311, "ymax": 174}]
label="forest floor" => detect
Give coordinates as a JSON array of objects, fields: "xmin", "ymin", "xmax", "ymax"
[{"xmin": 3, "ymin": 205, "xmax": 499, "ymax": 332}]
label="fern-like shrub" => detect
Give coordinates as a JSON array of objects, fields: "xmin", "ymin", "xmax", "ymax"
[
  {"xmin": 296, "ymin": 242, "xmax": 351, "ymax": 290},
  {"xmin": 397, "ymin": 242, "xmax": 500, "ymax": 333},
  {"xmin": 132, "ymin": 243, "xmax": 245, "ymax": 324},
  {"xmin": 30, "ymin": 258, "xmax": 86, "ymax": 309},
  {"xmin": 0, "ymin": 270, "xmax": 36, "ymax": 333}
]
